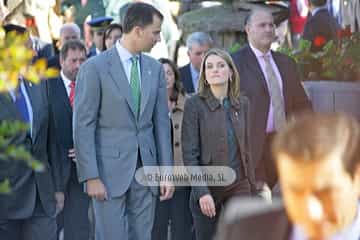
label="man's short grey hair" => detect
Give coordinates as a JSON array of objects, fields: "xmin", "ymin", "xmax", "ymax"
[
  {"xmin": 186, "ymin": 32, "xmax": 213, "ymax": 50},
  {"xmin": 60, "ymin": 23, "xmax": 81, "ymax": 38}
]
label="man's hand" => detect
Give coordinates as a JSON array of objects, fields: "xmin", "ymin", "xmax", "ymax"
[
  {"xmin": 159, "ymin": 180, "xmax": 174, "ymax": 201},
  {"xmin": 86, "ymin": 178, "xmax": 108, "ymax": 201},
  {"xmin": 55, "ymin": 192, "xmax": 65, "ymax": 215},
  {"xmin": 199, "ymin": 194, "xmax": 216, "ymax": 218},
  {"xmin": 68, "ymin": 148, "xmax": 76, "ymax": 162}
]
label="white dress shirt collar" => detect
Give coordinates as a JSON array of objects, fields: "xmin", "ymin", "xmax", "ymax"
[{"xmin": 61, "ymin": 71, "xmax": 73, "ymax": 97}]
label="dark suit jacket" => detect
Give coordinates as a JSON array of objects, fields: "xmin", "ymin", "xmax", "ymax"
[
  {"xmin": 179, "ymin": 64, "xmax": 195, "ymax": 94},
  {"xmin": 32, "ymin": 37, "xmax": 54, "ymax": 61},
  {"xmin": 232, "ymin": 45, "xmax": 312, "ymax": 184},
  {"xmin": 303, "ymin": 8, "xmax": 340, "ymax": 52},
  {"xmin": 216, "ymin": 198, "xmax": 291, "ymax": 240},
  {"xmin": 47, "ymin": 76, "xmax": 74, "ymax": 187},
  {"xmin": 47, "ymin": 54, "xmax": 60, "ymax": 71},
  {"xmin": 0, "ymin": 81, "xmax": 62, "ymax": 219}
]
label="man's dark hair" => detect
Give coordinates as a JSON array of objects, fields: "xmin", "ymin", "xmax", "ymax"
[
  {"xmin": 272, "ymin": 113, "xmax": 360, "ymax": 178},
  {"xmin": 60, "ymin": 39, "xmax": 86, "ymax": 60},
  {"xmin": 122, "ymin": 2, "xmax": 163, "ymax": 34},
  {"xmin": 309, "ymin": 0, "xmax": 327, "ymax": 7}
]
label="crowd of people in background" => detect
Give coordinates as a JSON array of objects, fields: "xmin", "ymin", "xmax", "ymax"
[{"xmin": 0, "ymin": 1, "xmax": 359, "ymax": 240}]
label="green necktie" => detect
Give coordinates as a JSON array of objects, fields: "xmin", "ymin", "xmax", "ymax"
[{"xmin": 130, "ymin": 56, "xmax": 141, "ymax": 117}]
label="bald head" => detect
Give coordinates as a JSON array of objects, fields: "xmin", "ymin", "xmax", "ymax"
[
  {"xmin": 245, "ymin": 9, "xmax": 275, "ymax": 53},
  {"xmin": 245, "ymin": 9, "xmax": 273, "ymax": 27},
  {"xmin": 59, "ymin": 23, "xmax": 81, "ymax": 48}
]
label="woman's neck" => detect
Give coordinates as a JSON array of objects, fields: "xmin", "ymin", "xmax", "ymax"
[{"xmin": 209, "ymin": 82, "xmax": 228, "ymax": 103}]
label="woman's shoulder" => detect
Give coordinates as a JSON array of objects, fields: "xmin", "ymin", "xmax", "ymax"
[
  {"xmin": 238, "ymin": 92, "xmax": 250, "ymax": 104},
  {"xmin": 183, "ymin": 93, "xmax": 205, "ymax": 110}
]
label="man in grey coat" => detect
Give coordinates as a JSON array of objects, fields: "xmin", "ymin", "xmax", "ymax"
[{"xmin": 73, "ymin": 2, "xmax": 174, "ymax": 240}]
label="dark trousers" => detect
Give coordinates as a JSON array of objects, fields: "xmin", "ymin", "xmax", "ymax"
[
  {"xmin": 0, "ymin": 195, "xmax": 57, "ymax": 240},
  {"xmin": 190, "ymin": 190, "xmax": 218, "ymax": 240},
  {"xmin": 57, "ymin": 164, "xmax": 90, "ymax": 240},
  {"xmin": 190, "ymin": 180, "xmax": 252, "ymax": 240},
  {"xmin": 152, "ymin": 187, "xmax": 194, "ymax": 240}
]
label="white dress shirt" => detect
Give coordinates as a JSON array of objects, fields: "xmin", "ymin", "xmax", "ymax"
[{"xmin": 61, "ymin": 71, "xmax": 72, "ymax": 97}]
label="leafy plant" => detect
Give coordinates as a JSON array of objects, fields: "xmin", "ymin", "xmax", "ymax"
[{"xmin": 278, "ymin": 29, "xmax": 360, "ymax": 81}]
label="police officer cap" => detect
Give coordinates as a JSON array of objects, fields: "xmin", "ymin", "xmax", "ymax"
[{"xmin": 87, "ymin": 16, "xmax": 113, "ymax": 32}]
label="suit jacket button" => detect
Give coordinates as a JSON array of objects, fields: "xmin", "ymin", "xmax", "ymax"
[
  {"xmin": 174, "ymin": 142, "xmax": 180, "ymax": 147},
  {"xmin": 174, "ymin": 124, "xmax": 179, "ymax": 129}
]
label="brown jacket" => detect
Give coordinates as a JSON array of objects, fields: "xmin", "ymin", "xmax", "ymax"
[
  {"xmin": 171, "ymin": 93, "xmax": 186, "ymax": 166},
  {"xmin": 182, "ymin": 89, "xmax": 255, "ymax": 202}
]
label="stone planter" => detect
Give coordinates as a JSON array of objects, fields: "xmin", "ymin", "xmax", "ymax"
[{"xmin": 302, "ymin": 81, "xmax": 360, "ymax": 120}]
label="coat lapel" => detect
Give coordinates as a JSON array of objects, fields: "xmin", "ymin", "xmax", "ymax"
[
  {"xmin": 24, "ymin": 80, "xmax": 40, "ymax": 140},
  {"xmin": 107, "ymin": 48, "xmax": 136, "ymax": 116},
  {"xmin": 54, "ymin": 77, "xmax": 72, "ymax": 115},
  {"xmin": 244, "ymin": 45, "xmax": 268, "ymax": 91},
  {"xmin": 272, "ymin": 52, "xmax": 289, "ymax": 113},
  {"xmin": 139, "ymin": 54, "xmax": 152, "ymax": 117}
]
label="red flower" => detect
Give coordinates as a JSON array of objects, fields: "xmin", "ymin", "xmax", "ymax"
[
  {"xmin": 313, "ymin": 35, "xmax": 327, "ymax": 47},
  {"xmin": 337, "ymin": 27, "xmax": 352, "ymax": 39}
]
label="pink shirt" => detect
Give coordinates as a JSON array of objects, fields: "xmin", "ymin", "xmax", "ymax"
[{"xmin": 249, "ymin": 43, "xmax": 284, "ymax": 133}]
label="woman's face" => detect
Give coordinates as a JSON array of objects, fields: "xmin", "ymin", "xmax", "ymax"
[
  {"xmin": 204, "ymin": 54, "xmax": 232, "ymax": 86},
  {"xmin": 105, "ymin": 28, "xmax": 122, "ymax": 49},
  {"xmin": 163, "ymin": 63, "xmax": 176, "ymax": 89}
]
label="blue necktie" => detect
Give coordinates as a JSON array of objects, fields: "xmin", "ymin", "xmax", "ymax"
[{"xmin": 14, "ymin": 85, "xmax": 30, "ymax": 123}]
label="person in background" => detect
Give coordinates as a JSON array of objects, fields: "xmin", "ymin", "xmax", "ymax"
[
  {"xmin": 87, "ymin": 16, "xmax": 113, "ymax": 57},
  {"xmin": 47, "ymin": 23, "xmax": 81, "ymax": 70},
  {"xmin": 102, "ymin": 23, "xmax": 122, "ymax": 51},
  {"xmin": 182, "ymin": 48, "xmax": 255, "ymax": 240},
  {"xmin": 289, "ymin": 0, "xmax": 309, "ymax": 48},
  {"xmin": 152, "ymin": 58, "xmax": 193, "ymax": 240},
  {"xmin": 0, "ymin": 23, "xmax": 63, "ymax": 240},
  {"xmin": 232, "ymin": 9, "xmax": 312, "ymax": 200},
  {"xmin": 217, "ymin": 112, "xmax": 360, "ymax": 240},
  {"xmin": 179, "ymin": 32, "xmax": 213, "ymax": 94},
  {"xmin": 47, "ymin": 40, "xmax": 89, "ymax": 240},
  {"xmin": 302, "ymin": 0, "xmax": 340, "ymax": 52}
]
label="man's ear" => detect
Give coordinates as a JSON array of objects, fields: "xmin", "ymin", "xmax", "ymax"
[
  {"xmin": 244, "ymin": 24, "xmax": 250, "ymax": 35},
  {"xmin": 133, "ymin": 26, "xmax": 143, "ymax": 38},
  {"xmin": 353, "ymin": 164, "xmax": 360, "ymax": 191}
]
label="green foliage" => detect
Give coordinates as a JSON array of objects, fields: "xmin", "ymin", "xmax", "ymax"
[{"xmin": 277, "ymin": 31, "xmax": 360, "ymax": 81}]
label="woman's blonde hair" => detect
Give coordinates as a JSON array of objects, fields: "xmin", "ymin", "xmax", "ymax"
[{"xmin": 198, "ymin": 48, "xmax": 240, "ymax": 100}]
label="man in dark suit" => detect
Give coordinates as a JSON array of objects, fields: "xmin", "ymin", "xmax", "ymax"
[
  {"xmin": 32, "ymin": 36, "xmax": 54, "ymax": 61},
  {"xmin": 179, "ymin": 32, "xmax": 212, "ymax": 94},
  {"xmin": 47, "ymin": 40, "xmax": 89, "ymax": 240},
  {"xmin": 303, "ymin": 0, "xmax": 340, "ymax": 52},
  {"xmin": 232, "ymin": 9, "xmax": 312, "ymax": 197},
  {"xmin": 47, "ymin": 23, "xmax": 81, "ymax": 71},
  {"xmin": 216, "ymin": 113, "xmax": 360, "ymax": 240},
  {"xmin": 0, "ymin": 24, "xmax": 63, "ymax": 240}
]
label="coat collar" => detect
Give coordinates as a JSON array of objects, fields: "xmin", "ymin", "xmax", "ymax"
[{"xmin": 199, "ymin": 88, "xmax": 241, "ymax": 111}]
